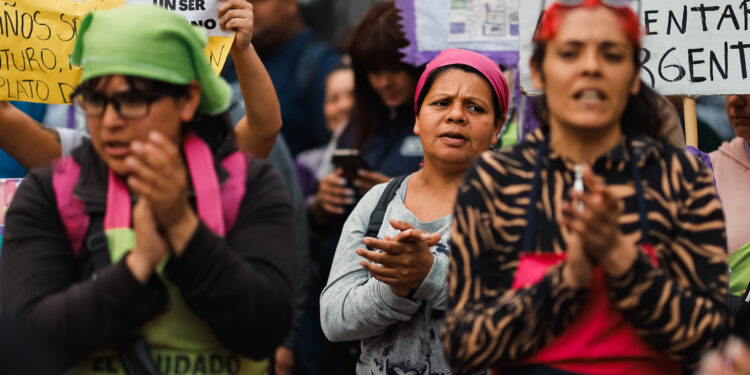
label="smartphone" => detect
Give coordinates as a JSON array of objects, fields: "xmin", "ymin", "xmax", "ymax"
[
  {"xmin": 574, "ymin": 164, "xmax": 585, "ymax": 212},
  {"xmin": 332, "ymin": 149, "xmax": 371, "ymax": 179}
]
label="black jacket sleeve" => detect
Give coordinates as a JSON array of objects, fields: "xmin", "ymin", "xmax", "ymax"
[
  {"xmin": 163, "ymin": 159, "xmax": 297, "ymax": 360},
  {"xmin": 0, "ymin": 167, "xmax": 168, "ymax": 365}
]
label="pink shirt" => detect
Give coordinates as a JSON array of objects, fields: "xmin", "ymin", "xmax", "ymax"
[{"xmin": 711, "ymin": 138, "xmax": 750, "ymax": 254}]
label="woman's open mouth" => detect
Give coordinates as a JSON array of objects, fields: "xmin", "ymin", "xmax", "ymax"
[
  {"xmin": 103, "ymin": 141, "xmax": 131, "ymax": 158},
  {"xmin": 574, "ymin": 89, "xmax": 607, "ymax": 108},
  {"xmin": 439, "ymin": 131, "xmax": 468, "ymax": 146}
]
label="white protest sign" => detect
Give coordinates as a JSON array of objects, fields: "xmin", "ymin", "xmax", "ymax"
[
  {"xmin": 519, "ymin": 0, "xmax": 750, "ymax": 96},
  {"xmin": 410, "ymin": 0, "xmax": 519, "ymax": 53},
  {"xmin": 448, "ymin": 0, "xmax": 519, "ymax": 44},
  {"xmin": 518, "ymin": 0, "xmax": 544, "ymax": 95},
  {"xmin": 127, "ymin": 0, "xmax": 232, "ymax": 37}
]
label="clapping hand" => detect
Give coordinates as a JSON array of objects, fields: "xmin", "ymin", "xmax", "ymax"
[
  {"xmin": 356, "ymin": 220, "xmax": 439, "ymax": 297},
  {"xmin": 125, "ymin": 131, "xmax": 198, "ymax": 255},
  {"xmin": 561, "ymin": 166, "xmax": 637, "ymax": 278},
  {"xmin": 127, "ymin": 198, "xmax": 169, "ymax": 283}
]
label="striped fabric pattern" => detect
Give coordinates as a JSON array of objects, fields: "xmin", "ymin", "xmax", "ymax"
[{"xmin": 444, "ymin": 130, "xmax": 730, "ymax": 374}]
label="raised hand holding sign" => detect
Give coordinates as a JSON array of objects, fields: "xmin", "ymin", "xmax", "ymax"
[{"xmin": 0, "ymin": 0, "xmax": 234, "ymax": 104}]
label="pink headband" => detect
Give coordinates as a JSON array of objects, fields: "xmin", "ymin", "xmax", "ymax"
[{"xmin": 414, "ymin": 48, "xmax": 509, "ymax": 118}]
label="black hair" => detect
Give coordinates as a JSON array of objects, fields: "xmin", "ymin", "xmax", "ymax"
[
  {"xmin": 73, "ymin": 75, "xmax": 191, "ymax": 101},
  {"xmin": 530, "ymin": 41, "xmax": 660, "ymax": 140},
  {"xmin": 415, "ymin": 64, "xmax": 504, "ymax": 121},
  {"xmin": 347, "ymin": 2, "xmax": 422, "ymax": 150},
  {"xmin": 73, "ymin": 75, "xmax": 233, "ymax": 152}
]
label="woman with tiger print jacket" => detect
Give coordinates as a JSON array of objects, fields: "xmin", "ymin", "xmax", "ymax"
[{"xmin": 444, "ymin": 1, "xmax": 729, "ymax": 374}]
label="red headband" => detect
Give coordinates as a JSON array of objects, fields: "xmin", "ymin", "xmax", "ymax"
[{"xmin": 535, "ymin": 0, "xmax": 641, "ymax": 45}]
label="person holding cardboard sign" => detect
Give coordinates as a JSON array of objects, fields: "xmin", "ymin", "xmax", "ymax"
[
  {"xmin": 445, "ymin": 1, "xmax": 729, "ymax": 374},
  {"xmin": 0, "ymin": 4, "xmax": 295, "ymax": 375},
  {"xmin": 0, "ymin": 0, "xmax": 281, "ymax": 168},
  {"xmin": 220, "ymin": 0, "xmax": 283, "ymax": 158},
  {"xmin": 301, "ymin": 4, "xmax": 424, "ymax": 373}
]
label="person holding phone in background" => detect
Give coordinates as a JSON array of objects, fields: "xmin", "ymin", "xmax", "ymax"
[
  {"xmin": 295, "ymin": 62, "xmax": 356, "ymax": 198},
  {"xmin": 309, "ymin": 2, "xmax": 423, "ymax": 223},
  {"xmin": 300, "ymin": 3, "xmax": 424, "ymax": 374},
  {"xmin": 320, "ymin": 48, "xmax": 508, "ymax": 375}
]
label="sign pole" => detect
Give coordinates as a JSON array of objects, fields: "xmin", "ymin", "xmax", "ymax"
[{"xmin": 683, "ymin": 97, "xmax": 699, "ymax": 148}]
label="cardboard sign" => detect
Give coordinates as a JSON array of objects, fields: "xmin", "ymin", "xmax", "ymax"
[
  {"xmin": 127, "ymin": 0, "xmax": 232, "ymax": 37},
  {"xmin": 0, "ymin": 0, "xmax": 233, "ymax": 104},
  {"xmin": 519, "ymin": 0, "xmax": 750, "ymax": 96}
]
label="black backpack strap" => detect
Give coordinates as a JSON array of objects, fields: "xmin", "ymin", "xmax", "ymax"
[
  {"xmin": 119, "ymin": 336, "xmax": 162, "ymax": 375},
  {"xmin": 365, "ymin": 175, "xmax": 408, "ymax": 248},
  {"xmin": 85, "ymin": 213, "xmax": 111, "ymax": 273},
  {"xmin": 732, "ymin": 280, "xmax": 750, "ymax": 343}
]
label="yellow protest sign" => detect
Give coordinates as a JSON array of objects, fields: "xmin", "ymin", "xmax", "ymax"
[{"xmin": 0, "ymin": 0, "xmax": 234, "ymax": 104}]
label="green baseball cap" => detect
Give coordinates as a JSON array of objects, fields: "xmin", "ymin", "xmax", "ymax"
[{"xmin": 70, "ymin": 5, "xmax": 232, "ymax": 115}]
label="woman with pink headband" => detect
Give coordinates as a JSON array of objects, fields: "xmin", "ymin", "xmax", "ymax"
[
  {"xmin": 319, "ymin": 48, "xmax": 508, "ymax": 374},
  {"xmin": 445, "ymin": 1, "xmax": 728, "ymax": 374}
]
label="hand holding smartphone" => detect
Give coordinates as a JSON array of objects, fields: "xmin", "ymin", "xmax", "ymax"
[{"xmin": 332, "ymin": 149, "xmax": 371, "ymax": 180}]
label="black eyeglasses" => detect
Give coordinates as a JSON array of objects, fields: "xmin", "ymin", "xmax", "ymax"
[{"xmin": 71, "ymin": 88, "xmax": 179, "ymax": 120}]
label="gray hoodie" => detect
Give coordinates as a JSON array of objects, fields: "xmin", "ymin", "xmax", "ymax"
[{"xmin": 319, "ymin": 176, "xmax": 454, "ymax": 375}]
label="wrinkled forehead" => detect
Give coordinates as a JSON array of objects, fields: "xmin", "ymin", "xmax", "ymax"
[{"xmin": 430, "ymin": 69, "xmax": 493, "ymax": 98}]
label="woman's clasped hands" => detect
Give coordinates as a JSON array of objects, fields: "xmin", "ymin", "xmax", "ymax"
[
  {"xmin": 357, "ymin": 219, "xmax": 439, "ymax": 297},
  {"xmin": 559, "ymin": 166, "xmax": 639, "ymax": 289},
  {"xmin": 124, "ymin": 130, "xmax": 198, "ymax": 283}
]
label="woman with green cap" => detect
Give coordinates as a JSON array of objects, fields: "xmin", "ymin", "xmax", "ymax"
[
  {"xmin": 0, "ymin": 4, "xmax": 296, "ymax": 375},
  {"xmin": 0, "ymin": 0, "xmax": 281, "ymax": 166}
]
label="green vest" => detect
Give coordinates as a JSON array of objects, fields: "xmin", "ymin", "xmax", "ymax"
[{"xmin": 728, "ymin": 242, "xmax": 750, "ymax": 296}]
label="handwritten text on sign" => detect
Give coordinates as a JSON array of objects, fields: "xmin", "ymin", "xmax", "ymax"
[
  {"xmin": 519, "ymin": 0, "xmax": 750, "ymax": 96},
  {"xmin": 127, "ymin": 0, "xmax": 232, "ymax": 37},
  {"xmin": 0, "ymin": 0, "xmax": 233, "ymax": 104}
]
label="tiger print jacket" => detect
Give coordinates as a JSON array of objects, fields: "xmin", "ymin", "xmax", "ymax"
[{"xmin": 444, "ymin": 130, "xmax": 729, "ymax": 374}]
